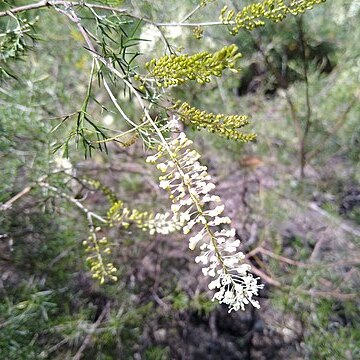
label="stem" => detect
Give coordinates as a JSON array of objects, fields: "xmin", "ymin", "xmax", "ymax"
[
  {"xmin": 0, "ymin": 0, "xmax": 230, "ymax": 28},
  {"xmin": 39, "ymin": 181, "xmax": 107, "ymax": 223},
  {"xmin": 297, "ymin": 16, "xmax": 312, "ymax": 178}
]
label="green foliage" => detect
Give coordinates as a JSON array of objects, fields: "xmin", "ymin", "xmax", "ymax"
[
  {"xmin": 144, "ymin": 346, "xmax": 170, "ymax": 360},
  {"xmin": 0, "ymin": 291, "xmax": 57, "ymax": 359},
  {"xmin": 0, "ymin": 16, "xmax": 38, "ymax": 79}
]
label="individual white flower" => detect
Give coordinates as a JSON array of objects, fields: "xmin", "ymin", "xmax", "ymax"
[
  {"xmin": 199, "ymin": 182, "xmax": 216, "ymax": 194},
  {"xmin": 235, "ymin": 264, "xmax": 252, "ymax": 274},
  {"xmin": 224, "ymin": 239, "xmax": 241, "ymax": 252},
  {"xmin": 159, "ymin": 180, "xmax": 171, "ymax": 190},
  {"xmin": 171, "ymin": 203, "xmax": 182, "ymax": 213},
  {"xmin": 180, "ymin": 210, "xmax": 191, "ymax": 223},
  {"xmin": 189, "ymin": 230, "xmax": 206, "ymax": 250},
  {"xmin": 103, "ymin": 114, "xmax": 114, "ymax": 126},
  {"xmin": 206, "ymin": 205, "xmax": 225, "ymax": 217},
  {"xmin": 209, "ymin": 216, "xmax": 231, "ymax": 226},
  {"xmin": 208, "ymin": 277, "xmax": 221, "ymax": 290},
  {"xmin": 203, "ymin": 194, "xmax": 221, "ymax": 203},
  {"xmin": 223, "ymin": 257, "xmax": 240, "ymax": 268}
]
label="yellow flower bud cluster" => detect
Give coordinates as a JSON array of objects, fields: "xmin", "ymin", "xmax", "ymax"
[
  {"xmin": 84, "ymin": 178, "xmax": 118, "ymax": 205},
  {"xmin": 108, "ymin": 200, "xmax": 181, "ymax": 235},
  {"xmin": 173, "ymin": 101, "xmax": 256, "ymax": 142},
  {"xmin": 220, "ymin": 0, "xmax": 326, "ymax": 34},
  {"xmin": 83, "ymin": 229, "xmax": 118, "ymax": 284},
  {"xmin": 193, "ymin": 26, "xmax": 204, "ymax": 40},
  {"xmin": 85, "ymin": 178, "xmax": 181, "ymax": 235},
  {"xmin": 146, "ymin": 45, "xmax": 241, "ymax": 87}
]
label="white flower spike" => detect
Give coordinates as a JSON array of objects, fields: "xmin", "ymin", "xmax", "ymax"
[{"xmin": 147, "ymin": 131, "xmax": 263, "ymax": 312}]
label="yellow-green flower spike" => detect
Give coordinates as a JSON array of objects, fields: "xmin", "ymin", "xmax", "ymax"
[
  {"xmin": 220, "ymin": 0, "xmax": 326, "ymax": 34},
  {"xmin": 173, "ymin": 101, "xmax": 256, "ymax": 142},
  {"xmin": 146, "ymin": 45, "xmax": 241, "ymax": 87}
]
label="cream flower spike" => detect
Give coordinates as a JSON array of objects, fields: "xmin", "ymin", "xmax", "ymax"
[{"xmin": 147, "ymin": 131, "xmax": 263, "ymax": 312}]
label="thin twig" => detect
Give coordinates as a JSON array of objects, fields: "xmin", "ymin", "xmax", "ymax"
[
  {"xmin": 180, "ymin": 4, "xmax": 202, "ymax": 23},
  {"xmin": 0, "ymin": 0, "xmax": 50, "ymax": 17},
  {"xmin": 247, "ymin": 263, "xmax": 281, "ymax": 287},
  {"xmin": 295, "ymin": 289, "xmax": 357, "ymax": 301},
  {"xmin": 39, "ymin": 181, "xmax": 107, "ymax": 223},
  {"xmin": 0, "ymin": 1, "xmax": 229, "ymax": 28},
  {"xmin": 307, "ymin": 98, "xmax": 356, "ymax": 161},
  {"xmin": 308, "ymin": 202, "xmax": 360, "ymax": 238},
  {"xmin": 0, "ymin": 186, "xmax": 32, "ymax": 211},
  {"xmin": 297, "ymin": 16, "xmax": 312, "ymax": 178},
  {"xmin": 248, "ymin": 246, "xmax": 360, "ymax": 268},
  {"xmin": 275, "ymin": 190, "xmax": 360, "ymax": 238},
  {"xmin": 72, "ymin": 302, "xmax": 110, "ymax": 360}
]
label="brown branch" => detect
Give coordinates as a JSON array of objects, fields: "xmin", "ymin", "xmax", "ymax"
[
  {"xmin": 0, "ymin": 0, "xmax": 50, "ymax": 17},
  {"xmin": 0, "ymin": 186, "xmax": 32, "ymax": 211},
  {"xmin": 0, "ymin": 1, "xmax": 123, "ymax": 18},
  {"xmin": 247, "ymin": 262, "xmax": 281, "ymax": 287},
  {"xmin": 284, "ymin": 92, "xmax": 303, "ymax": 142},
  {"xmin": 39, "ymin": 181, "xmax": 107, "ymax": 224},
  {"xmin": 258, "ymin": 247, "xmax": 308, "ymax": 267},
  {"xmin": 248, "ymin": 245, "xmax": 360, "ymax": 269}
]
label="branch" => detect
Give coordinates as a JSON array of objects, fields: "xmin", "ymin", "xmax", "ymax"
[
  {"xmin": 275, "ymin": 190, "xmax": 360, "ymax": 238},
  {"xmin": 0, "ymin": 0, "xmax": 229, "ymax": 27},
  {"xmin": 248, "ymin": 247, "xmax": 308, "ymax": 267},
  {"xmin": 295, "ymin": 289, "xmax": 357, "ymax": 301},
  {"xmin": 0, "ymin": 0, "xmax": 50, "ymax": 17},
  {"xmin": 0, "ymin": 186, "xmax": 32, "ymax": 211},
  {"xmin": 247, "ymin": 262, "xmax": 281, "ymax": 287},
  {"xmin": 38, "ymin": 181, "xmax": 107, "ymax": 224},
  {"xmin": 308, "ymin": 202, "xmax": 360, "ymax": 238}
]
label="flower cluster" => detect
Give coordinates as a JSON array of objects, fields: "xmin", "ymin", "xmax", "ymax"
[
  {"xmin": 145, "ymin": 45, "xmax": 241, "ymax": 87},
  {"xmin": 83, "ymin": 228, "xmax": 118, "ymax": 284},
  {"xmin": 86, "ymin": 179, "xmax": 182, "ymax": 235},
  {"xmin": 108, "ymin": 201, "xmax": 182, "ymax": 235},
  {"xmin": 173, "ymin": 101, "xmax": 256, "ymax": 142},
  {"xmin": 220, "ymin": 0, "xmax": 326, "ymax": 34},
  {"xmin": 193, "ymin": 26, "xmax": 204, "ymax": 40},
  {"xmin": 80, "ymin": 179, "xmax": 182, "ymax": 284},
  {"xmin": 147, "ymin": 132, "xmax": 263, "ymax": 311}
]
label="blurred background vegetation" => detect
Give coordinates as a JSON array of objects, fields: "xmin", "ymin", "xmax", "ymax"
[{"xmin": 0, "ymin": 0, "xmax": 359, "ymax": 359}]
